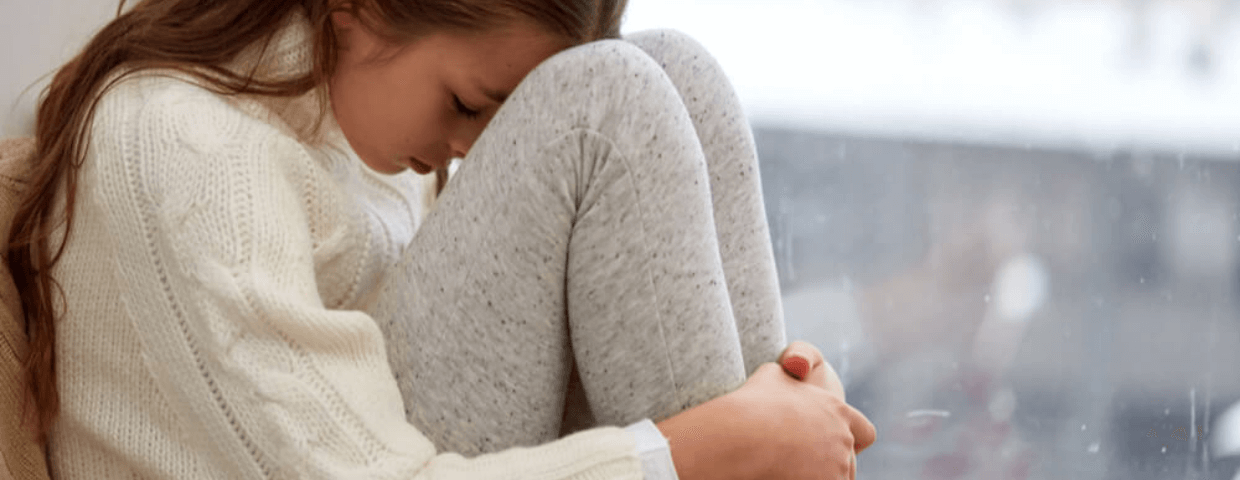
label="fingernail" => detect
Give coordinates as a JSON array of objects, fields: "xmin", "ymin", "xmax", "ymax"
[{"xmin": 783, "ymin": 354, "xmax": 811, "ymax": 380}]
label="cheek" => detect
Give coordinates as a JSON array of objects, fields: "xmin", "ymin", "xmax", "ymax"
[
  {"xmin": 387, "ymin": 94, "xmax": 442, "ymax": 151},
  {"xmin": 363, "ymin": 83, "xmax": 445, "ymax": 157},
  {"xmin": 461, "ymin": 118, "xmax": 488, "ymax": 151},
  {"xmin": 330, "ymin": 72, "xmax": 389, "ymax": 162},
  {"xmin": 384, "ymin": 72, "xmax": 470, "ymax": 155}
]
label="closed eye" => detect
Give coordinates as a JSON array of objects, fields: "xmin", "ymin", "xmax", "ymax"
[{"xmin": 453, "ymin": 94, "xmax": 481, "ymax": 120}]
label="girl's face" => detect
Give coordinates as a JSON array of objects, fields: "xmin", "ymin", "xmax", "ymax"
[{"xmin": 329, "ymin": 14, "xmax": 568, "ymax": 174}]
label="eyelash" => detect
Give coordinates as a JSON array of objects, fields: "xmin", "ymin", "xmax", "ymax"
[{"xmin": 453, "ymin": 95, "xmax": 481, "ymax": 120}]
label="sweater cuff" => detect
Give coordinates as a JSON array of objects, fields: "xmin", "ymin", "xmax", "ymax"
[{"xmin": 624, "ymin": 419, "xmax": 679, "ymax": 480}]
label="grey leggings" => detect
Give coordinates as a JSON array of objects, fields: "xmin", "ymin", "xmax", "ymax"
[{"xmin": 366, "ymin": 30, "xmax": 785, "ymax": 456}]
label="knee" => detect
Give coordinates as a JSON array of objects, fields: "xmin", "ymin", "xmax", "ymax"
[
  {"xmin": 624, "ymin": 29, "xmax": 720, "ymax": 71},
  {"xmin": 517, "ymin": 39, "xmax": 681, "ymax": 116},
  {"xmin": 506, "ymin": 39, "xmax": 708, "ymax": 178},
  {"xmin": 539, "ymin": 38, "xmax": 659, "ymax": 77}
]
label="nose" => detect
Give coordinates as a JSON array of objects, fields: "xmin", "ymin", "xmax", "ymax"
[
  {"xmin": 449, "ymin": 117, "xmax": 487, "ymax": 161},
  {"xmin": 448, "ymin": 134, "xmax": 472, "ymax": 160},
  {"xmin": 427, "ymin": 139, "xmax": 468, "ymax": 170}
]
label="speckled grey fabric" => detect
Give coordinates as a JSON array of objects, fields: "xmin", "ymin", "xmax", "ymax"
[{"xmin": 366, "ymin": 30, "xmax": 786, "ymax": 457}]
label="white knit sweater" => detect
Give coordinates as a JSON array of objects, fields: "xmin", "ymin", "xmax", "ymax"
[{"xmin": 46, "ymin": 15, "xmax": 643, "ymax": 480}]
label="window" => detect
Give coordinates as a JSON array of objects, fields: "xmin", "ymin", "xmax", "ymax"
[{"xmin": 627, "ymin": 1, "xmax": 1240, "ymax": 478}]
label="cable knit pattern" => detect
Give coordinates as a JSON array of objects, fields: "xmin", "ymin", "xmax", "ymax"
[
  {"xmin": 0, "ymin": 137, "xmax": 51, "ymax": 480},
  {"xmin": 45, "ymin": 13, "xmax": 642, "ymax": 480}
]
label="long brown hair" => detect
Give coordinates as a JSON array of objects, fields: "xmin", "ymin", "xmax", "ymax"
[{"xmin": 9, "ymin": 0, "xmax": 627, "ymax": 443}]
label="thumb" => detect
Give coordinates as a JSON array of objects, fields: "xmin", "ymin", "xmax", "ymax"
[{"xmin": 779, "ymin": 341, "xmax": 845, "ymax": 400}]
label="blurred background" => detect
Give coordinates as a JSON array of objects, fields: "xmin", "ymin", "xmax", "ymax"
[
  {"xmin": 5, "ymin": 0, "xmax": 1240, "ymax": 479},
  {"xmin": 624, "ymin": 1, "xmax": 1240, "ymax": 479}
]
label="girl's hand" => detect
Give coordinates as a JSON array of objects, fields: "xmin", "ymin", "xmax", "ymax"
[
  {"xmin": 657, "ymin": 359, "xmax": 877, "ymax": 480},
  {"xmin": 778, "ymin": 341, "xmax": 874, "ymax": 479}
]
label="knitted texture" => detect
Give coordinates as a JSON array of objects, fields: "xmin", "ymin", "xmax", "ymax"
[
  {"xmin": 0, "ymin": 137, "xmax": 51, "ymax": 480},
  {"xmin": 45, "ymin": 14, "xmax": 642, "ymax": 480}
]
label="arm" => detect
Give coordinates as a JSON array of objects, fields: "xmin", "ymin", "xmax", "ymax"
[{"xmin": 94, "ymin": 82, "xmax": 645, "ymax": 479}]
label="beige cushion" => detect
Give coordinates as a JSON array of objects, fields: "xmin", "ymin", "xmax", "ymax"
[{"xmin": 0, "ymin": 137, "xmax": 51, "ymax": 480}]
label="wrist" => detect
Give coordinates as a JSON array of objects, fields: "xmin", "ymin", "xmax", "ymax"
[{"xmin": 656, "ymin": 394, "xmax": 770, "ymax": 480}]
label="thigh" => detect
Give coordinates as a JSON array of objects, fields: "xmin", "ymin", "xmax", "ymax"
[{"xmin": 626, "ymin": 29, "xmax": 787, "ymax": 375}]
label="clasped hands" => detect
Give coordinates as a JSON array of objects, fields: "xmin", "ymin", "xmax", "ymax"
[{"xmin": 657, "ymin": 341, "xmax": 877, "ymax": 480}]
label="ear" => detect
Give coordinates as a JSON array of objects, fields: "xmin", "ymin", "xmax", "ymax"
[
  {"xmin": 329, "ymin": 7, "xmax": 375, "ymax": 55},
  {"xmin": 330, "ymin": 9, "xmax": 358, "ymax": 30}
]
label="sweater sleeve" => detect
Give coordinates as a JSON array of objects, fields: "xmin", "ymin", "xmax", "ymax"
[{"xmin": 88, "ymin": 78, "xmax": 644, "ymax": 480}]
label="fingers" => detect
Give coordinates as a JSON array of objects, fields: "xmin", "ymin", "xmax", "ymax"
[
  {"xmin": 779, "ymin": 341, "xmax": 822, "ymax": 380},
  {"xmin": 761, "ymin": 358, "xmax": 877, "ymax": 453},
  {"xmin": 779, "ymin": 342, "xmax": 876, "ymax": 456},
  {"xmin": 779, "ymin": 347, "xmax": 818, "ymax": 382},
  {"xmin": 747, "ymin": 362, "xmax": 794, "ymax": 389},
  {"xmin": 744, "ymin": 361, "xmax": 877, "ymax": 478},
  {"xmin": 844, "ymin": 403, "xmax": 878, "ymax": 452},
  {"xmin": 780, "ymin": 341, "xmax": 845, "ymax": 400},
  {"xmin": 781, "ymin": 353, "xmax": 812, "ymax": 381}
]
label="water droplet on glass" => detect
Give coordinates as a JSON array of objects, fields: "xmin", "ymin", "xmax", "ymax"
[
  {"xmin": 988, "ymin": 389, "xmax": 1017, "ymax": 423},
  {"xmin": 1161, "ymin": 446, "xmax": 1167, "ymax": 454},
  {"xmin": 984, "ymin": 295, "xmax": 991, "ymax": 303},
  {"xmin": 994, "ymin": 254, "xmax": 1049, "ymax": 321},
  {"xmin": 1165, "ymin": 408, "xmax": 1171, "ymax": 415},
  {"xmin": 1088, "ymin": 442, "xmax": 1100, "ymax": 453},
  {"xmin": 1081, "ymin": 424, "xmax": 1087, "ymax": 431},
  {"xmin": 906, "ymin": 409, "xmax": 952, "ymax": 418},
  {"xmin": 1139, "ymin": 277, "xmax": 1146, "ymax": 284}
]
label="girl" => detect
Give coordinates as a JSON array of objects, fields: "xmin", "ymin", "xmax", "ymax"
[{"xmin": 9, "ymin": 0, "xmax": 875, "ymax": 478}]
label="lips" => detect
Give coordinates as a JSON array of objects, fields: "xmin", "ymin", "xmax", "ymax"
[{"xmin": 407, "ymin": 157, "xmax": 434, "ymax": 174}]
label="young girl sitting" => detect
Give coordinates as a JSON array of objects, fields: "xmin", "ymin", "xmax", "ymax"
[{"xmin": 8, "ymin": 0, "xmax": 875, "ymax": 478}]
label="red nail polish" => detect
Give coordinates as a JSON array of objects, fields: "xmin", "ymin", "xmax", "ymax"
[{"xmin": 784, "ymin": 355, "xmax": 810, "ymax": 380}]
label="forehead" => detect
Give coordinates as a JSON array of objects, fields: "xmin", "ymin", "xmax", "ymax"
[{"xmin": 421, "ymin": 23, "xmax": 568, "ymax": 91}]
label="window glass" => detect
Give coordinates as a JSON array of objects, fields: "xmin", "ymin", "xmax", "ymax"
[{"xmin": 627, "ymin": 1, "xmax": 1240, "ymax": 479}]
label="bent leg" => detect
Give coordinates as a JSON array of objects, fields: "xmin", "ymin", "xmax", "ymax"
[
  {"xmin": 368, "ymin": 40, "xmax": 749, "ymax": 455},
  {"xmin": 625, "ymin": 29, "xmax": 786, "ymax": 375}
]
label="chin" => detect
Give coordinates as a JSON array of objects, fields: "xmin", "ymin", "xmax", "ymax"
[{"xmin": 359, "ymin": 156, "xmax": 406, "ymax": 175}]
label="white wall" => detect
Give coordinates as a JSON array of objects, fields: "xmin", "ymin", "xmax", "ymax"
[
  {"xmin": 7, "ymin": 0, "xmax": 1240, "ymax": 154},
  {"xmin": 1, "ymin": 0, "xmax": 120, "ymax": 138}
]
